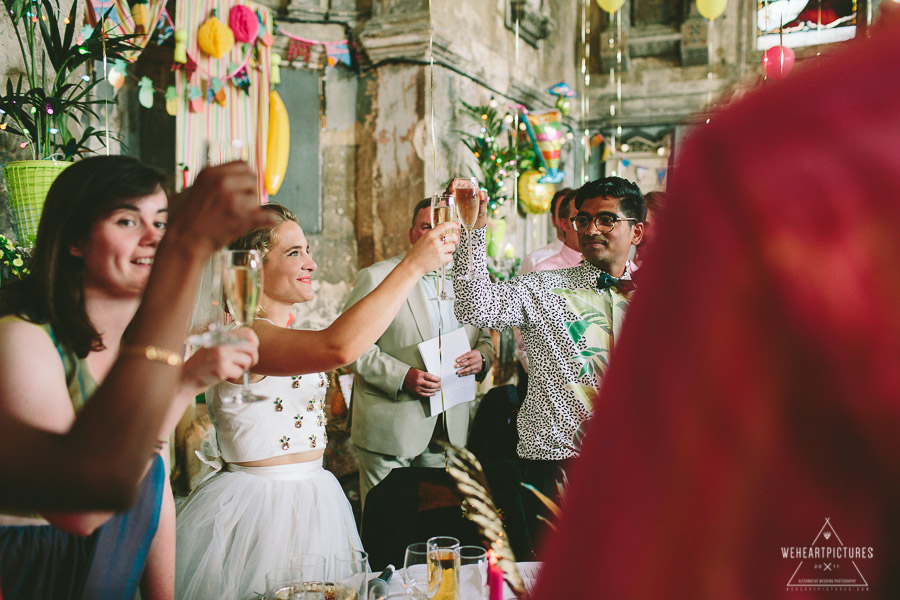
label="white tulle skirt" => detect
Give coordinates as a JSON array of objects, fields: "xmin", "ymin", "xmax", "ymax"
[{"xmin": 175, "ymin": 459, "xmax": 362, "ymax": 600}]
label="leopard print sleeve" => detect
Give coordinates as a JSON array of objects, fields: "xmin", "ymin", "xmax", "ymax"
[{"xmin": 452, "ymin": 227, "xmax": 537, "ymax": 331}]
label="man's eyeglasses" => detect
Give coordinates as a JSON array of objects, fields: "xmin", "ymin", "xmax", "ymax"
[{"xmin": 570, "ymin": 213, "xmax": 637, "ymax": 233}]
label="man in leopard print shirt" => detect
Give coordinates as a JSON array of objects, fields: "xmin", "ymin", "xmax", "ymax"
[{"xmin": 453, "ymin": 177, "xmax": 645, "ymax": 495}]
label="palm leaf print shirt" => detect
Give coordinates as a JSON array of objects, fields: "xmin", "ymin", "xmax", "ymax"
[{"xmin": 453, "ymin": 227, "xmax": 633, "ymax": 460}]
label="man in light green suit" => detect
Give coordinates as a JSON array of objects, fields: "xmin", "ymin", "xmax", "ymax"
[{"xmin": 344, "ymin": 199, "xmax": 494, "ymax": 507}]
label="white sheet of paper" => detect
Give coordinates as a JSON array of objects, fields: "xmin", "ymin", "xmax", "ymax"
[{"xmin": 417, "ymin": 327, "xmax": 476, "ymax": 417}]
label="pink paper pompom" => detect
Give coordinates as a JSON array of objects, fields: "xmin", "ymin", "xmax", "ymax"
[{"xmin": 229, "ymin": 5, "xmax": 259, "ymax": 44}]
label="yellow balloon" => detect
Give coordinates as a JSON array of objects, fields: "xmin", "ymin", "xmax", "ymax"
[
  {"xmin": 697, "ymin": 0, "xmax": 727, "ymax": 20},
  {"xmin": 596, "ymin": 0, "xmax": 625, "ymax": 14},
  {"xmin": 518, "ymin": 170, "xmax": 555, "ymax": 215},
  {"xmin": 265, "ymin": 91, "xmax": 290, "ymax": 196}
]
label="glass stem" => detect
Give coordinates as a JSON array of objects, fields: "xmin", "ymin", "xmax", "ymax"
[
  {"xmin": 467, "ymin": 229, "xmax": 474, "ymax": 277},
  {"xmin": 242, "ymin": 370, "xmax": 251, "ymax": 395},
  {"xmin": 439, "ymin": 263, "xmax": 447, "ymax": 299}
]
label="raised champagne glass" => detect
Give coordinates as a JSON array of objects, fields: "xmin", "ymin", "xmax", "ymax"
[
  {"xmin": 451, "ymin": 177, "xmax": 481, "ymax": 281},
  {"xmin": 431, "ymin": 192, "xmax": 457, "ymax": 301},
  {"xmin": 222, "ymin": 249, "xmax": 266, "ymax": 403}
]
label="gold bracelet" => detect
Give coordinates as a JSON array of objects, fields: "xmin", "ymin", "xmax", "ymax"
[{"xmin": 120, "ymin": 345, "xmax": 183, "ymax": 367}]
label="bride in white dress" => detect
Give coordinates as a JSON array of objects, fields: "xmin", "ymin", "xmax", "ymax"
[{"xmin": 175, "ymin": 203, "xmax": 458, "ymax": 600}]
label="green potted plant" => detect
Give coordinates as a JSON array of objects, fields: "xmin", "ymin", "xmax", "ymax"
[{"xmin": 0, "ymin": 0, "xmax": 135, "ymax": 244}]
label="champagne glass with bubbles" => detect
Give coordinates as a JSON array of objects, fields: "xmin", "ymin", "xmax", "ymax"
[
  {"xmin": 430, "ymin": 192, "xmax": 457, "ymax": 301},
  {"xmin": 451, "ymin": 177, "xmax": 481, "ymax": 281},
  {"xmin": 222, "ymin": 249, "xmax": 267, "ymax": 403}
]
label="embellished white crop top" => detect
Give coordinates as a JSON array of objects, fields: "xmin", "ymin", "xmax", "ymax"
[{"xmin": 207, "ymin": 372, "xmax": 329, "ymax": 464}]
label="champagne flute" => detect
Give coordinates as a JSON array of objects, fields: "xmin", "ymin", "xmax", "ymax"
[
  {"xmin": 222, "ymin": 249, "xmax": 267, "ymax": 404},
  {"xmin": 426, "ymin": 536, "xmax": 460, "ymax": 600},
  {"xmin": 450, "ymin": 177, "xmax": 481, "ymax": 281},
  {"xmin": 403, "ymin": 543, "xmax": 432, "ymax": 599},
  {"xmin": 430, "ymin": 192, "xmax": 457, "ymax": 301}
]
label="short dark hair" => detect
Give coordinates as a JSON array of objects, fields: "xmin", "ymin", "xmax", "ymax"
[
  {"xmin": 412, "ymin": 198, "xmax": 431, "ymax": 227},
  {"xmin": 550, "ymin": 188, "xmax": 572, "ymax": 217},
  {"xmin": 574, "ymin": 176, "xmax": 646, "ymax": 222},
  {"xmin": 558, "ymin": 190, "xmax": 577, "ymax": 221},
  {"xmin": 0, "ymin": 156, "xmax": 168, "ymax": 357}
]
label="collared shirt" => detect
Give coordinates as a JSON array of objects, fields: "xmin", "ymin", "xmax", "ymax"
[
  {"xmin": 530, "ymin": 243, "xmax": 583, "ymax": 273},
  {"xmin": 520, "ymin": 239, "xmax": 564, "ymax": 274},
  {"xmin": 453, "ymin": 227, "xmax": 634, "ymax": 461}
]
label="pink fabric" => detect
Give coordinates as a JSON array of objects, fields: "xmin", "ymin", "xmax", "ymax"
[
  {"xmin": 520, "ymin": 239, "xmax": 563, "ymax": 274},
  {"xmin": 530, "ymin": 243, "xmax": 582, "ymax": 272},
  {"xmin": 533, "ymin": 21, "xmax": 900, "ymax": 600}
]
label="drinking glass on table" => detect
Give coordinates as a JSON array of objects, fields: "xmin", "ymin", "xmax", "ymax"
[
  {"xmin": 221, "ymin": 249, "xmax": 266, "ymax": 403},
  {"xmin": 430, "ymin": 192, "xmax": 458, "ymax": 301},
  {"xmin": 290, "ymin": 554, "xmax": 326, "ymax": 600},
  {"xmin": 456, "ymin": 546, "xmax": 488, "ymax": 600},
  {"xmin": 427, "ymin": 536, "xmax": 461, "ymax": 600},
  {"xmin": 450, "ymin": 177, "xmax": 482, "ymax": 281},
  {"xmin": 333, "ymin": 549, "xmax": 369, "ymax": 600},
  {"xmin": 266, "ymin": 568, "xmax": 302, "ymax": 600},
  {"xmin": 403, "ymin": 542, "xmax": 433, "ymax": 599}
]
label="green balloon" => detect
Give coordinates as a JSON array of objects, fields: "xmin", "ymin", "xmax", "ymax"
[{"xmin": 556, "ymin": 96, "xmax": 571, "ymax": 117}]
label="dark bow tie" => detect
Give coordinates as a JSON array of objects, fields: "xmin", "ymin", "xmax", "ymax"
[{"xmin": 597, "ymin": 272, "xmax": 635, "ymax": 293}]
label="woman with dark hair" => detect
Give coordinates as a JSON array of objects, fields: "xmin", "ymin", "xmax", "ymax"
[
  {"xmin": 0, "ymin": 156, "xmax": 271, "ymax": 599},
  {"xmin": 176, "ymin": 202, "xmax": 459, "ymax": 599}
]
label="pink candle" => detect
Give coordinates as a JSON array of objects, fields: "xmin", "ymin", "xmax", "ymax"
[{"xmin": 487, "ymin": 550, "xmax": 503, "ymax": 600}]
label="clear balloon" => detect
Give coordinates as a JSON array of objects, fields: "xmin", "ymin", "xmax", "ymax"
[
  {"xmin": 697, "ymin": 0, "xmax": 727, "ymax": 21},
  {"xmin": 596, "ymin": 0, "xmax": 626, "ymax": 14}
]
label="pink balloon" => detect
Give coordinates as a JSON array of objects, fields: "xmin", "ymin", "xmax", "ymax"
[{"xmin": 762, "ymin": 45, "xmax": 795, "ymax": 80}]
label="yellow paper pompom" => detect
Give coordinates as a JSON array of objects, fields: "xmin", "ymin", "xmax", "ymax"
[{"xmin": 197, "ymin": 15, "xmax": 234, "ymax": 59}]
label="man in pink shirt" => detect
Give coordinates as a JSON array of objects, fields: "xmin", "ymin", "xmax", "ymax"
[
  {"xmin": 528, "ymin": 192, "xmax": 583, "ymax": 273},
  {"xmin": 519, "ymin": 188, "xmax": 572, "ymax": 274}
]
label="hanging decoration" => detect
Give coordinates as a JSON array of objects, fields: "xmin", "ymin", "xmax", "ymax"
[
  {"xmin": 596, "ymin": 0, "xmax": 625, "ymax": 13},
  {"xmin": 197, "ymin": 10, "xmax": 235, "ymax": 59},
  {"xmin": 270, "ymin": 54, "xmax": 281, "ymax": 85},
  {"xmin": 264, "ymin": 90, "xmax": 289, "ymax": 195},
  {"xmin": 228, "ymin": 5, "xmax": 258, "ymax": 44},
  {"xmin": 138, "ymin": 76, "xmax": 154, "ymax": 108},
  {"xmin": 107, "ymin": 60, "xmax": 127, "ymax": 89},
  {"xmin": 286, "ymin": 38, "xmax": 313, "ymax": 64},
  {"xmin": 231, "ymin": 64, "xmax": 251, "ymax": 93},
  {"xmin": 278, "ymin": 30, "xmax": 355, "ymax": 70},
  {"xmin": 517, "ymin": 169, "xmax": 555, "ymax": 215},
  {"xmin": 547, "ymin": 82, "xmax": 575, "ymax": 117},
  {"xmin": 165, "ymin": 86, "xmax": 178, "ymax": 115},
  {"xmin": 523, "ymin": 110, "xmax": 566, "ymax": 184},
  {"xmin": 697, "ymin": 0, "xmax": 728, "ymax": 21},
  {"xmin": 762, "ymin": 44, "xmax": 795, "ymax": 79},
  {"xmin": 174, "ymin": 29, "xmax": 188, "ymax": 63},
  {"xmin": 131, "ymin": 0, "xmax": 151, "ymax": 34},
  {"xmin": 155, "ymin": 17, "xmax": 174, "ymax": 45},
  {"xmin": 188, "ymin": 85, "xmax": 203, "ymax": 112}
]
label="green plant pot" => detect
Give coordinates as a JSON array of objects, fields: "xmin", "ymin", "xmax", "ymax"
[{"xmin": 3, "ymin": 160, "xmax": 71, "ymax": 246}]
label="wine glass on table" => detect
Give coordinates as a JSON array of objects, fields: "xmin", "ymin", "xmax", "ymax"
[
  {"xmin": 403, "ymin": 542, "xmax": 434, "ymax": 599},
  {"xmin": 431, "ymin": 192, "xmax": 458, "ymax": 301},
  {"xmin": 450, "ymin": 177, "xmax": 481, "ymax": 281},
  {"xmin": 221, "ymin": 249, "xmax": 267, "ymax": 404}
]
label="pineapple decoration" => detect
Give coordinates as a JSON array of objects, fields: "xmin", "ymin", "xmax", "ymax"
[{"xmin": 165, "ymin": 86, "xmax": 177, "ymax": 116}]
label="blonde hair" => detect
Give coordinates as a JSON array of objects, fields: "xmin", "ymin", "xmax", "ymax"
[{"xmin": 228, "ymin": 203, "xmax": 299, "ymax": 261}]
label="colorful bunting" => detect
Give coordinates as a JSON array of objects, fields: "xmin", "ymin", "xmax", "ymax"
[{"xmin": 286, "ymin": 38, "xmax": 313, "ymax": 64}]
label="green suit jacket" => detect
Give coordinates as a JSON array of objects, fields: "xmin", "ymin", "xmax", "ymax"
[{"xmin": 343, "ymin": 254, "xmax": 494, "ymax": 457}]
